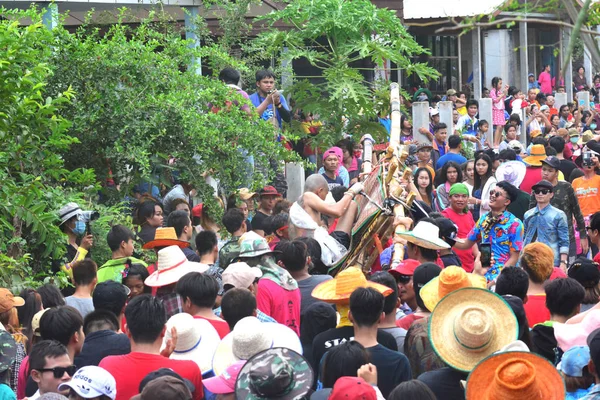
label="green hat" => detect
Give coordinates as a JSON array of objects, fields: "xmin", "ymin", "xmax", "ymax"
[
  {"xmin": 237, "ymin": 232, "xmax": 279, "ymax": 259},
  {"xmin": 235, "ymin": 347, "xmax": 314, "ymax": 399},
  {"xmin": 0, "ymin": 331, "xmax": 17, "ymax": 373},
  {"xmin": 449, "ymin": 183, "xmax": 469, "ymax": 197}
]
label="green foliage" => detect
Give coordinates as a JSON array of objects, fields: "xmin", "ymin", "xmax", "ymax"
[
  {"xmin": 250, "ymin": 0, "xmax": 439, "ymax": 147},
  {"xmin": 45, "ymin": 9, "xmax": 293, "ymax": 201}
]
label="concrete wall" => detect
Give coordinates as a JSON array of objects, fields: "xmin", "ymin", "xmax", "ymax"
[{"xmin": 484, "ymin": 29, "xmax": 515, "ymax": 90}]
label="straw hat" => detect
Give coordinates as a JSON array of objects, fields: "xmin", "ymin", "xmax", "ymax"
[
  {"xmin": 495, "ymin": 161, "xmax": 526, "ymax": 188},
  {"xmin": 212, "ymin": 317, "xmax": 302, "ymax": 376},
  {"xmin": 554, "ymin": 310, "xmax": 600, "ymax": 352},
  {"xmin": 396, "ymin": 221, "xmax": 451, "ymax": 250},
  {"xmin": 164, "ymin": 313, "xmax": 221, "ymax": 374},
  {"xmin": 419, "ymin": 266, "xmax": 486, "ymax": 311},
  {"xmin": 466, "ymin": 351, "xmax": 565, "ymax": 399},
  {"xmin": 311, "ymin": 267, "xmax": 392, "ymax": 304},
  {"xmin": 144, "ymin": 246, "xmax": 209, "ymax": 287},
  {"xmin": 522, "ymin": 144, "xmax": 547, "ymax": 166},
  {"xmin": 429, "ymin": 288, "xmax": 518, "ymax": 372},
  {"xmin": 142, "ymin": 227, "xmax": 190, "ymax": 250},
  {"xmin": 238, "ymin": 188, "xmax": 257, "ymax": 201}
]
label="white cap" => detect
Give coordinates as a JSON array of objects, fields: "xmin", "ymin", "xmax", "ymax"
[
  {"xmin": 58, "ymin": 366, "xmax": 117, "ymax": 400},
  {"xmin": 429, "ymin": 107, "xmax": 439, "ymax": 117},
  {"xmin": 222, "ymin": 262, "xmax": 262, "ymax": 289},
  {"xmin": 508, "ymin": 140, "xmax": 523, "ymax": 151}
]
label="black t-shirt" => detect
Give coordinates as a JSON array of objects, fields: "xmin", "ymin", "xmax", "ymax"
[
  {"xmin": 507, "ymin": 189, "xmax": 530, "ymax": 222},
  {"xmin": 559, "ymin": 159, "xmax": 578, "ymax": 183},
  {"xmin": 74, "ymin": 330, "xmax": 131, "ymax": 367},
  {"xmin": 251, "ymin": 211, "xmax": 270, "ymax": 233},
  {"xmin": 418, "ymin": 367, "xmax": 467, "ymax": 400},
  {"xmin": 440, "ymin": 251, "xmax": 462, "ymax": 268},
  {"xmin": 311, "ymin": 326, "xmax": 398, "ymax": 375},
  {"xmin": 367, "ymin": 344, "xmax": 411, "ymax": 398},
  {"xmin": 322, "ymin": 173, "xmax": 344, "ymax": 190},
  {"xmin": 530, "ymin": 324, "xmax": 560, "ymax": 363}
]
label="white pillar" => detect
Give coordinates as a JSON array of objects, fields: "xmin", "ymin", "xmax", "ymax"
[
  {"xmin": 412, "ymin": 102, "xmax": 431, "ymax": 143},
  {"xmin": 562, "ymin": 27, "xmax": 573, "ymax": 102},
  {"xmin": 555, "ymin": 93, "xmax": 568, "ymax": 112},
  {"xmin": 439, "ymin": 101, "xmax": 454, "ymax": 135},
  {"xmin": 520, "ymin": 108, "xmax": 527, "ymax": 148},
  {"xmin": 43, "ymin": 4, "xmax": 58, "ymax": 30},
  {"xmin": 584, "ymin": 46, "xmax": 593, "ymax": 85},
  {"xmin": 479, "ymin": 98, "xmax": 494, "ymax": 146},
  {"xmin": 519, "ymin": 22, "xmax": 529, "ymax": 95},
  {"xmin": 285, "ymin": 163, "xmax": 305, "ymax": 202},
  {"xmin": 472, "ymin": 27, "xmax": 482, "ymax": 99},
  {"xmin": 577, "ymin": 91, "xmax": 591, "ymax": 111},
  {"xmin": 184, "ymin": 7, "xmax": 202, "ymax": 75}
]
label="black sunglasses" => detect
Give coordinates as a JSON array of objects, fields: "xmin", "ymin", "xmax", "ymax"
[
  {"xmin": 37, "ymin": 365, "xmax": 77, "ymax": 379},
  {"xmin": 397, "ymin": 275, "xmax": 412, "ymax": 284},
  {"xmin": 533, "ymin": 189, "xmax": 551, "ymax": 195}
]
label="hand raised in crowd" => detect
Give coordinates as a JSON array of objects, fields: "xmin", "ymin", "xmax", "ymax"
[
  {"xmin": 357, "ymin": 363, "xmax": 378, "ymax": 386},
  {"xmin": 80, "ymin": 234, "xmax": 94, "ymax": 250},
  {"xmin": 160, "ymin": 326, "xmax": 178, "ymax": 358}
]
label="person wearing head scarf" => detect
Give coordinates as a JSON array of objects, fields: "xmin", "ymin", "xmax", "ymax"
[{"xmin": 318, "ymin": 147, "xmax": 350, "ymax": 188}]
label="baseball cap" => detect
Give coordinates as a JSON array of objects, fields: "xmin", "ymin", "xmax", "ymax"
[
  {"xmin": 532, "ymin": 180, "xmax": 554, "ymax": 192},
  {"xmin": 259, "ymin": 186, "xmax": 281, "ymax": 197},
  {"xmin": 222, "ymin": 262, "xmax": 262, "ymax": 289},
  {"xmin": 413, "ymin": 262, "xmax": 442, "ymax": 293},
  {"xmin": 0, "ymin": 289, "xmax": 24, "ymax": 314},
  {"xmin": 568, "ymin": 257, "xmax": 600, "ymax": 287},
  {"xmin": 528, "ymin": 73, "xmax": 535, "ymax": 77},
  {"xmin": 540, "ymin": 105, "xmax": 550, "ymax": 112},
  {"xmin": 202, "ymin": 361, "xmax": 245, "ymax": 394},
  {"xmin": 132, "ymin": 376, "xmax": 192, "ymax": 400},
  {"xmin": 93, "ymin": 281, "xmax": 129, "ymax": 312},
  {"xmin": 138, "ymin": 368, "xmax": 195, "ymax": 394},
  {"xmin": 508, "ymin": 140, "xmax": 523, "ymax": 152},
  {"xmin": 540, "ymin": 156, "xmax": 560, "ymax": 170},
  {"xmin": 389, "ymin": 259, "xmax": 420, "ymax": 277},
  {"xmin": 446, "ymin": 89, "xmax": 457, "ymax": 96},
  {"xmin": 416, "ymin": 142, "xmax": 433, "ymax": 152},
  {"xmin": 32, "ymin": 309, "xmax": 49, "ymax": 337},
  {"xmin": 429, "ymin": 107, "xmax": 439, "ymax": 117},
  {"xmin": 58, "ymin": 366, "xmax": 116, "ymax": 400},
  {"xmin": 329, "ymin": 377, "xmax": 376, "ymax": 400},
  {"xmin": 435, "ymin": 218, "xmax": 463, "ymax": 247},
  {"xmin": 558, "ymin": 346, "xmax": 591, "ymax": 377}
]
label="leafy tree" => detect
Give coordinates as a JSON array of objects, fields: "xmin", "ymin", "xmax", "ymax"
[{"xmin": 250, "ymin": 0, "xmax": 439, "ymax": 146}]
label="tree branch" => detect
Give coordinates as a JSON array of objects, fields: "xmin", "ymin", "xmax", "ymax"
[
  {"xmin": 560, "ymin": 0, "xmax": 592, "ymax": 76},
  {"xmin": 433, "ymin": 17, "xmax": 600, "ymax": 36}
]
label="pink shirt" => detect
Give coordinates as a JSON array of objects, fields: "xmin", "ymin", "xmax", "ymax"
[
  {"xmin": 538, "ymin": 71, "xmax": 552, "ymax": 94},
  {"xmin": 491, "ymin": 88, "xmax": 505, "ymax": 110},
  {"xmin": 256, "ymin": 279, "xmax": 301, "ymax": 335}
]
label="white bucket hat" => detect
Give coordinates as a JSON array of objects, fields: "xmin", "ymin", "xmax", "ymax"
[
  {"xmin": 495, "ymin": 161, "xmax": 526, "ymax": 188},
  {"xmin": 212, "ymin": 316, "xmax": 302, "ymax": 376},
  {"xmin": 163, "ymin": 313, "xmax": 221, "ymax": 374},
  {"xmin": 396, "ymin": 221, "xmax": 450, "ymax": 250},
  {"xmin": 58, "ymin": 202, "xmax": 82, "ymax": 225},
  {"xmin": 145, "ymin": 245, "xmax": 209, "ymax": 287}
]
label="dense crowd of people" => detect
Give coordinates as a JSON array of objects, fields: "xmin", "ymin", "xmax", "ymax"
[{"xmin": 4, "ymin": 67, "xmax": 600, "ymax": 400}]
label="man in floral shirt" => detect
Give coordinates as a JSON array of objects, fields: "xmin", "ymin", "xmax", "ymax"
[{"xmin": 454, "ymin": 181, "xmax": 524, "ymax": 282}]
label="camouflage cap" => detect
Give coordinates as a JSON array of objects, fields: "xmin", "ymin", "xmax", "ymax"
[
  {"xmin": 235, "ymin": 347, "xmax": 314, "ymax": 400},
  {"xmin": 237, "ymin": 232, "xmax": 279, "ymax": 259},
  {"xmin": 0, "ymin": 331, "xmax": 17, "ymax": 373}
]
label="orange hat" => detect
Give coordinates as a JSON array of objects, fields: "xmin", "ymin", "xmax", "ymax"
[
  {"xmin": 311, "ymin": 267, "xmax": 392, "ymax": 304},
  {"xmin": 523, "ymin": 144, "xmax": 547, "ymax": 167},
  {"xmin": 466, "ymin": 351, "xmax": 565, "ymax": 399},
  {"xmin": 142, "ymin": 227, "xmax": 190, "ymax": 250},
  {"xmin": 418, "ymin": 266, "xmax": 486, "ymax": 311}
]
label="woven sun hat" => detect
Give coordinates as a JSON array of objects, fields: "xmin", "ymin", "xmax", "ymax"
[
  {"xmin": 142, "ymin": 227, "xmax": 190, "ymax": 250},
  {"xmin": 554, "ymin": 309, "xmax": 600, "ymax": 353},
  {"xmin": 429, "ymin": 288, "xmax": 518, "ymax": 373},
  {"xmin": 522, "ymin": 144, "xmax": 547, "ymax": 166},
  {"xmin": 419, "ymin": 266, "xmax": 487, "ymax": 312},
  {"xmin": 396, "ymin": 221, "xmax": 451, "ymax": 250},
  {"xmin": 212, "ymin": 316, "xmax": 302, "ymax": 376},
  {"xmin": 465, "ymin": 351, "xmax": 565, "ymax": 399},
  {"xmin": 163, "ymin": 313, "xmax": 221, "ymax": 374},
  {"xmin": 237, "ymin": 188, "xmax": 257, "ymax": 201},
  {"xmin": 144, "ymin": 245, "xmax": 209, "ymax": 287},
  {"xmin": 495, "ymin": 160, "xmax": 526, "ymax": 188},
  {"xmin": 311, "ymin": 266, "xmax": 393, "ymax": 304}
]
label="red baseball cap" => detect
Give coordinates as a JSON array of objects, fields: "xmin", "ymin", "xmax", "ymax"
[
  {"xmin": 192, "ymin": 203, "xmax": 203, "ymax": 218},
  {"xmin": 550, "ymin": 267, "xmax": 567, "ymax": 281},
  {"xmin": 259, "ymin": 186, "xmax": 281, "ymax": 197},
  {"xmin": 389, "ymin": 259, "xmax": 421, "ymax": 277},
  {"xmin": 329, "ymin": 377, "xmax": 376, "ymax": 400}
]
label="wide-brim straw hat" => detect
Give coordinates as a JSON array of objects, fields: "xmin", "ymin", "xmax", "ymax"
[
  {"xmin": 144, "ymin": 245, "xmax": 209, "ymax": 287},
  {"xmin": 238, "ymin": 188, "xmax": 257, "ymax": 201},
  {"xmin": 311, "ymin": 266, "xmax": 392, "ymax": 304},
  {"xmin": 419, "ymin": 266, "xmax": 487, "ymax": 312},
  {"xmin": 522, "ymin": 144, "xmax": 547, "ymax": 166},
  {"xmin": 163, "ymin": 313, "xmax": 221, "ymax": 374},
  {"xmin": 212, "ymin": 317, "xmax": 302, "ymax": 376},
  {"xmin": 396, "ymin": 221, "xmax": 450, "ymax": 250},
  {"xmin": 466, "ymin": 351, "xmax": 565, "ymax": 399},
  {"xmin": 495, "ymin": 160, "xmax": 526, "ymax": 188},
  {"xmin": 429, "ymin": 288, "xmax": 518, "ymax": 373},
  {"xmin": 142, "ymin": 227, "xmax": 190, "ymax": 249},
  {"xmin": 554, "ymin": 309, "xmax": 600, "ymax": 353}
]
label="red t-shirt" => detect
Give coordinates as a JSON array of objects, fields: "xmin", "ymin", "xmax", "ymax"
[
  {"xmin": 442, "ymin": 208, "xmax": 476, "ymax": 272},
  {"xmin": 594, "ymin": 253, "xmax": 600, "ymax": 264},
  {"xmin": 523, "ymin": 294, "xmax": 550, "ymax": 328},
  {"xmin": 520, "ymin": 167, "xmax": 542, "ymax": 195},
  {"xmin": 256, "ymin": 279, "xmax": 301, "ymax": 335},
  {"xmin": 396, "ymin": 313, "xmax": 423, "ymax": 330},
  {"xmin": 99, "ymin": 352, "xmax": 203, "ymax": 400},
  {"xmin": 193, "ymin": 315, "xmax": 230, "ymax": 339}
]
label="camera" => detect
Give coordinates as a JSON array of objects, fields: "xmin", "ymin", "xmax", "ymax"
[{"xmin": 80, "ymin": 211, "xmax": 100, "ymax": 222}]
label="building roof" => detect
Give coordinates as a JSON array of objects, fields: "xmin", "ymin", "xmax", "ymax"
[{"xmin": 404, "ymin": 0, "xmax": 505, "ymax": 20}]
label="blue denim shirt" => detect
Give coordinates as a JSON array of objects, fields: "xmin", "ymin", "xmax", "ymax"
[{"xmin": 523, "ymin": 204, "xmax": 570, "ymax": 266}]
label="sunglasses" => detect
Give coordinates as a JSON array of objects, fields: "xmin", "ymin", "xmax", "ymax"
[
  {"xmin": 37, "ymin": 365, "xmax": 78, "ymax": 379},
  {"xmin": 397, "ymin": 275, "xmax": 412, "ymax": 284},
  {"xmin": 533, "ymin": 189, "xmax": 551, "ymax": 195},
  {"xmin": 489, "ymin": 190, "xmax": 505, "ymax": 198}
]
